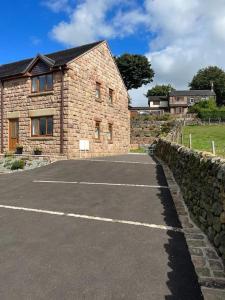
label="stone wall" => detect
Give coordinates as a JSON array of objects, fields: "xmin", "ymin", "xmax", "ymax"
[
  {"xmin": 130, "ymin": 117, "xmax": 174, "ymax": 145},
  {"xmin": 67, "ymin": 41, "xmax": 130, "ymax": 158},
  {"xmin": 0, "ymin": 71, "xmax": 69, "ymax": 155},
  {"xmin": 155, "ymin": 139, "xmax": 225, "ymax": 264},
  {"xmin": 0, "ymin": 41, "xmax": 130, "ymax": 158}
]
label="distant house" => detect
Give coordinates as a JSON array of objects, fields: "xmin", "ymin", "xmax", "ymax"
[
  {"xmin": 169, "ymin": 90, "xmax": 216, "ymax": 114},
  {"xmin": 148, "ymin": 96, "xmax": 169, "ymax": 114},
  {"xmin": 145, "ymin": 89, "xmax": 216, "ymax": 115}
]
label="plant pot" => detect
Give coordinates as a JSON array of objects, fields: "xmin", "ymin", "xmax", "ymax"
[
  {"xmin": 34, "ymin": 150, "xmax": 42, "ymax": 155},
  {"xmin": 16, "ymin": 148, "xmax": 23, "ymax": 155}
]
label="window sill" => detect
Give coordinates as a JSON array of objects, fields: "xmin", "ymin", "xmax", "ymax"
[
  {"xmin": 108, "ymin": 141, "xmax": 113, "ymax": 144},
  {"xmin": 28, "ymin": 91, "xmax": 54, "ymax": 97},
  {"xmin": 94, "ymin": 139, "xmax": 101, "ymax": 143},
  {"xmin": 28, "ymin": 136, "xmax": 54, "ymax": 141}
]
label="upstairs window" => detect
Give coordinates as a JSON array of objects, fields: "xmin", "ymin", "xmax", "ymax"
[
  {"xmin": 109, "ymin": 89, "xmax": 114, "ymax": 104},
  {"xmin": 31, "ymin": 74, "xmax": 53, "ymax": 93},
  {"xmin": 31, "ymin": 116, "xmax": 53, "ymax": 137},
  {"xmin": 95, "ymin": 121, "xmax": 101, "ymax": 140},
  {"xmin": 108, "ymin": 123, "xmax": 113, "ymax": 142},
  {"xmin": 95, "ymin": 82, "xmax": 101, "ymax": 100}
]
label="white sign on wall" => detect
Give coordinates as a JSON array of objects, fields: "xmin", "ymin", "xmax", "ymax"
[{"xmin": 79, "ymin": 140, "xmax": 90, "ymax": 151}]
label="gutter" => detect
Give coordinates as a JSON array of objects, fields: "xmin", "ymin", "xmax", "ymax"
[{"xmin": 0, "ymin": 80, "xmax": 4, "ymax": 153}]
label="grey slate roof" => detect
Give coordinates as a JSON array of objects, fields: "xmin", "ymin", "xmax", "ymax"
[
  {"xmin": 169, "ymin": 90, "xmax": 216, "ymax": 96},
  {"xmin": 148, "ymin": 96, "xmax": 168, "ymax": 101},
  {"xmin": 0, "ymin": 40, "xmax": 103, "ymax": 79},
  {"xmin": 129, "ymin": 106, "xmax": 151, "ymax": 110}
]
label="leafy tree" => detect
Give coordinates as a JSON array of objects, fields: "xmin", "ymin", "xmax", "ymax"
[
  {"xmin": 188, "ymin": 98, "xmax": 225, "ymax": 120},
  {"xmin": 146, "ymin": 84, "xmax": 175, "ymax": 97},
  {"xmin": 188, "ymin": 98, "xmax": 217, "ymax": 113},
  {"xmin": 189, "ymin": 66, "xmax": 225, "ymax": 105},
  {"xmin": 115, "ymin": 54, "xmax": 154, "ymax": 90}
]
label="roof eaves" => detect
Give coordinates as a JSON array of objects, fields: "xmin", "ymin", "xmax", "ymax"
[{"xmin": 65, "ymin": 40, "xmax": 105, "ymax": 66}]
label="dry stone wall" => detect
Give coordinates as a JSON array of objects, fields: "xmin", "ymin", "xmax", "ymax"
[
  {"xmin": 130, "ymin": 117, "xmax": 175, "ymax": 146},
  {"xmin": 155, "ymin": 139, "xmax": 225, "ymax": 264}
]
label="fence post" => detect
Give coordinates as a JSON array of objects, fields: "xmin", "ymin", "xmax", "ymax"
[
  {"xmin": 211, "ymin": 141, "xmax": 216, "ymax": 155},
  {"xmin": 181, "ymin": 133, "xmax": 183, "ymax": 145},
  {"xmin": 189, "ymin": 134, "xmax": 192, "ymax": 149}
]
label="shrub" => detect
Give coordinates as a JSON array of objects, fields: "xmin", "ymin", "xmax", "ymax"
[
  {"xmin": 189, "ymin": 98, "xmax": 225, "ymax": 120},
  {"xmin": 10, "ymin": 160, "xmax": 25, "ymax": 170},
  {"xmin": 4, "ymin": 151, "xmax": 14, "ymax": 158}
]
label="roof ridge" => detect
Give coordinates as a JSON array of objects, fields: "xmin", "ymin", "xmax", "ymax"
[
  {"xmin": 0, "ymin": 40, "xmax": 104, "ymax": 69},
  {"xmin": 0, "ymin": 40, "xmax": 105, "ymax": 79},
  {"xmin": 45, "ymin": 40, "xmax": 104, "ymax": 59}
]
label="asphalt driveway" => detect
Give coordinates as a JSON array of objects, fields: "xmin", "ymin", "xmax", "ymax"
[{"xmin": 0, "ymin": 154, "xmax": 203, "ymax": 299}]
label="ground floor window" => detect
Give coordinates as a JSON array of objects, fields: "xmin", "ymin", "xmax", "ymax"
[
  {"xmin": 31, "ymin": 116, "xmax": 53, "ymax": 137},
  {"xmin": 95, "ymin": 121, "xmax": 101, "ymax": 140},
  {"xmin": 108, "ymin": 123, "xmax": 113, "ymax": 142},
  {"xmin": 175, "ymin": 107, "xmax": 183, "ymax": 114}
]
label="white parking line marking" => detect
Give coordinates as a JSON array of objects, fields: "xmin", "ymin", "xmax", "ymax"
[
  {"xmin": 33, "ymin": 180, "xmax": 169, "ymax": 189},
  {"xmin": 0, "ymin": 204, "xmax": 182, "ymax": 232},
  {"xmin": 80, "ymin": 159, "xmax": 157, "ymax": 165}
]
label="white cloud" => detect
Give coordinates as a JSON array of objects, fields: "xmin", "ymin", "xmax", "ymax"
[
  {"xmin": 50, "ymin": 0, "xmax": 149, "ymax": 46},
  {"xmin": 130, "ymin": 0, "xmax": 225, "ymax": 106},
  {"xmin": 129, "ymin": 84, "xmax": 151, "ymax": 106},
  {"xmin": 51, "ymin": 0, "xmax": 117, "ymax": 46},
  {"xmin": 144, "ymin": 0, "xmax": 225, "ymax": 86},
  {"xmin": 30, "ymin": 36, "xmax": 42, "ymax": 46},
  {"xmin": 42, "ymin": 0, "xmax": 71, "ymax": 13},
  {"xmin": 46, "ymin": 0, "xmax": 225, "ymax": 106}
]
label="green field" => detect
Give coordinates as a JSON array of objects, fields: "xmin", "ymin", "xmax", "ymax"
[{"xmin": 182, "ymin": 125, "xmax": 225, "ymax": 158}]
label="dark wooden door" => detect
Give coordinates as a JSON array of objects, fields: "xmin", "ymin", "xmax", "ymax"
[{"xmin": 9, "ymin": 119, "xmax": 19, "ymax": 151}]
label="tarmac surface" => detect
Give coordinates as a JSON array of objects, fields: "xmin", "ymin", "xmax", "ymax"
[{"xmin": 0, "ymin": 154, "xmax": 203, "ymax": 299}]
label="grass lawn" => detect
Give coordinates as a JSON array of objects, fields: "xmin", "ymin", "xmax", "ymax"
[
  {"xmin": 182, "ymin": 125, "xmax": 225, "ymax": 158},
  {"xmin": 130, "ymin": 148, "xmax": 146, "ymax": 153}
]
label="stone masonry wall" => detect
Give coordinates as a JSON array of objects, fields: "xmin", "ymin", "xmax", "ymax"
[
  {"xmin": 155, "ymin": 139, "xmax": 225, "ymax": 264},
  {"xmin": 66, "ymin": 41, "xmax": 130, "ymax": 158},
  {"xmin": 130, "ymin": 116, "xmax": 175, "ymax": 146},
  {"xmin": 0, "ymin": 42, "xmax": 129, "ymax": 158},
  {"xmin": 1, "ymin": 71, "xmax": 69, "ymax": 155}
]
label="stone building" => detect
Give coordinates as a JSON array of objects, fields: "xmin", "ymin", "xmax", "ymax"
[
  {"xmin": 146, "ymin": 90, "xmax": 216, "ymax": 115},
  {"xmin": 169, "ymin": 90, "xmax": 216, "ymax": 114},
  {"xmin": 0, "ymin": 41, "xmax": 130, "ymax": 158}
]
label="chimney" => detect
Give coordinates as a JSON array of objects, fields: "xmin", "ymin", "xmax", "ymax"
[{"xmin": 210, "ymin": 81, "xmax": 214, "ymax": 91}]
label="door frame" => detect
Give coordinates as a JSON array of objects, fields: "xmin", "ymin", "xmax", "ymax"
[{"xmin": 8, "ymin": 118, "xmax": 19, "ymax": 151}]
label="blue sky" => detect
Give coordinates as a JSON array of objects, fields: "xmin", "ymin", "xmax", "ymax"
[
  {"xmin": 1, "ymin": 0, "xmax": 225, "ymax": 106},
  {"xmin": 0, "ymin": 0, "xmax": 149, "ymax": 63}
]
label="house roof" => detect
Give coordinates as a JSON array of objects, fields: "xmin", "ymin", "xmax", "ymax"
[
  {"xmin": 0, "ymin": 40, "xmax": 103, "ymax": 80},
  {"xmin": 169, "ymin": 90, "xmax": 216, "ymax": 96},
  {"xmin": 129, "ymin": 106, "xmax": 151, "ymax": 111},
  {"xmin": 148, "ymin": 95, "xmax": 168, "ymax": 101}
]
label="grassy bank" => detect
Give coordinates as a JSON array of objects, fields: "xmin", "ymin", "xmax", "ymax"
[{"xmin": 183, "ymin": 125, "xmax": 225, "ymax": 158}]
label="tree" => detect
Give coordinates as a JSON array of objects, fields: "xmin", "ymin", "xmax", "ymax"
[
  {"xmin": 146, "ymin": 84, "xmax": 175, "ymax": 97},
  {"xmin": 189, "ymin": 66, "xmax": 225, "ymax": 105},
  {"xmin": 115, "ymin": 54, "xmax": 154, "ymax": 90}
]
